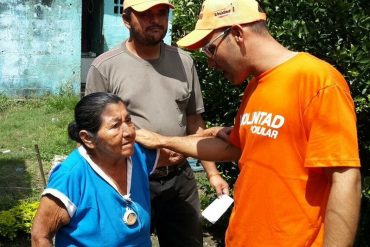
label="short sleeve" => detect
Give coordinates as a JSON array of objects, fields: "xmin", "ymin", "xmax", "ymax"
[
  {"xmin": 133, "ymin": 144, "xmax": 159, "ymax": 175},
  {"xmin": 303, "ymin": 84, "xmax": 360, "ymax": 167},
  {"xmin": 84, "ymin": 66, "xmax": 108, "ymax": 95},
  {"xmin": 42, "ymin": 160, "xmax": 82, "ymax": 218}
]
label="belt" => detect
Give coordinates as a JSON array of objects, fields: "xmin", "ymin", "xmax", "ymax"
[{"xmin": 150, "ymin": 162, "xmax": 187, "ymax": 179}]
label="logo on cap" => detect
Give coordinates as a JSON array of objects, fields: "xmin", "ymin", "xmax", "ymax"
[{"xmin": 214, "ymin": 3, "xmax": 235, "ymax": 18}]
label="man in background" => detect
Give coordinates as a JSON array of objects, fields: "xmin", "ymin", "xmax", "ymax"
[{"xmin": 85, "ymin": 0, "xmax": 229, "ymax": 246}]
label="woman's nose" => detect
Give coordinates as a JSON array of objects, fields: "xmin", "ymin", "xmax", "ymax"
[{"xmin": 122, "ymin": 124, "xmax": 135, "ymax": 138}]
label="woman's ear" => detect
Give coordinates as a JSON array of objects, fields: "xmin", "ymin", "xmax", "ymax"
[{"xmin": 79, "ymin": 130, "xmax": 95, "ymax": 149}]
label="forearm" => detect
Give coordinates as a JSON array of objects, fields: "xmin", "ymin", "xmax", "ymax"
[
  {"xmin": 159, "ymin": 135, "xmax": 240, "ymax": 161},
  {"xmin": 185, "ymin": 114, "xmax": 237, "ymax": 163},
  {"xmin": 200, "ymin": 160, "xmax": 221, "ymax": 177},
  {"xmin": 31, "ymin": 236, "xmax": 53, "ymax": 247},
  {"xmin": 324, "ymin": 168, "xmax": 361, "ymax": 247}
]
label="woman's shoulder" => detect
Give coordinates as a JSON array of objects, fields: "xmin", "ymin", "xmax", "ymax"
[{"xmin": 48, "ymin": 149, "xmax": 87, "ymax": 178}]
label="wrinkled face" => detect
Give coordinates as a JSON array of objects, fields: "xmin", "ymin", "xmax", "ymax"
[
  {"xmin": 203, "ymin": 28, "xmax": 250, "ymax": 85},
  {"xmin": 94, "ymin": 102, "xmax": 136, "ymax": 158},
  {"xmin": 128, "ymin": 5, "xmax": 169, "ymax": 46}
]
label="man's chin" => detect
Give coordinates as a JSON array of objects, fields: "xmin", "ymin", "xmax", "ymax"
[
  {"xmin": 145, "ymin": 33, "xmax": 166, "ymax": 45},
  {"xmin": 146, "ymin": 40, "xmax": 163, "ymax": 46}
]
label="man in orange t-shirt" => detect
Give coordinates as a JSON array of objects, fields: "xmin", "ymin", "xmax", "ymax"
[{"xmin": 136, "ymin": 0, "xmax": 361, "ymax": 246}]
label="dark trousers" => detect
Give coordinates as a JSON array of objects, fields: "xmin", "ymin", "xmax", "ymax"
[{"xmin": 150, "ymin": 163, "xmax": 203, "ymax": 247}]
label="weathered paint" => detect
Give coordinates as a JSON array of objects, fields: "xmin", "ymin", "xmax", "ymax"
[
  {"xmin": 102, "ymin": 1, "xmax": 172, "ymax": 50},
  {"xmin": 0, "ymin": 0, "xmax": 81, "ymax": 96},
  {"xmin": 0, "ymin": 0, "xmax": 173, "ymax": 97}
]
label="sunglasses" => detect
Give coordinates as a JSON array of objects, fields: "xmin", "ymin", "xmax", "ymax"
[{"xmin": 201, "ymin": 27, "xmax": 231, "ymax": 58}]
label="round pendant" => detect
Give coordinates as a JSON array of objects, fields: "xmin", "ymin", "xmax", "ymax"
[{"xmin": 123, "ymin": 209, "xmax": 137, "ymax": 226}]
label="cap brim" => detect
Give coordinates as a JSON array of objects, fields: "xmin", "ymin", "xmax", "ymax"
[
  {"xmin": 131, "ymin": 2, "xmax": 174, "ymax": 12},
  {"xmin": 176, "ymin": 29, "xmax": 213, "ymax": 50}
]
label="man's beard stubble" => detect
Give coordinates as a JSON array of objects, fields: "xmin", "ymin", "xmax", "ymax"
[{"xmin": 130, "ymin": 25, "xmax": 167, "ymax": 46}]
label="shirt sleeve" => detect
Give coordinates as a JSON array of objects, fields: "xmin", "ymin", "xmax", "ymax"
[
  {"xmin": 42, "ymin": 162, "xmax": 82, "ymax": 218},
  {"xmin": 134, "ymin": 144, "xmax": 159, "ymax": 175},
  {"xmin": 84, "ymin": 65, "xmax": 109, "ymax": 95},
  {"xmin": 303, "ymin": 84, "xmax": 360, "ymax": 168}
]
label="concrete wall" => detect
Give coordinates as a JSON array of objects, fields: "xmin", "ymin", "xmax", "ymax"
[
  {"xmin": 0, "ymin": 0, "xmax": 81, "ymax": 96},
  {"xmin": 0, "ymin": 0, "xmax": 173, "ymax": 97}
]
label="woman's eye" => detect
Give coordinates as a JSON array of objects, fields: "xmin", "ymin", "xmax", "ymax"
[{"xmin": 112, "ymin": 122, "xmax": 120, "ymax": 128}]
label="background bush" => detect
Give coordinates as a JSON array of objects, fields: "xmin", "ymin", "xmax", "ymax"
[
  {"xmin": 0, "ymin": 201, "xmax": 39, "ymax": 241},
  {"xmin": 172, "ymin": 0, "xmax": 370, "ymax": 245}
]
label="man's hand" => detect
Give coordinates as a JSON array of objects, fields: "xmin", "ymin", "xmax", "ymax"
[
  {"xmin": 200, "ymin": 127, "xmax": 233, "ymax": 143},
  {"xmin": 158, "ymin": 148, "xmax": 185, "ymax": 167},
  {"xmin": 208, "ymin": 173, "xmax": 230, "ymax": 196},
  {"xmin": 135, "ymin": 129, "xmax": 163, "ymax": 149}
]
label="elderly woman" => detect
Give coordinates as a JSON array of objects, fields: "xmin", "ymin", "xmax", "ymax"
[{"xmin": 31, "ymin": 92, "xmax": 160, "ymax": 246}]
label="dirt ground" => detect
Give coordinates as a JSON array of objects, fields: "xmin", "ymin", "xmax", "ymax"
[{"xmin": 151, "ymin": 227, "xmax": 226, "ymax": 247}]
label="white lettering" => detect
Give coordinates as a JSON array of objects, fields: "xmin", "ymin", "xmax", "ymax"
[
  {"xmin": 271, "ymin": 115, "xmax": 285, "ymax": 128},
  {"xmin": 241, "ymin": 113, "xmax": 249, "ymax": 126},
  {"xmin": 240, "ymin": 111, "xmax": 285, "ymax": 140},
  {"xmin": 260, "ymin": 113, "xmax": 272, "ymax": 126},
  {"xmin": 257, "ymin": 112, "xmax": 268, "ymax": 125},
  {"xmin": 270, "ymin": 130, "xmax": 278, "ymax": 139}
]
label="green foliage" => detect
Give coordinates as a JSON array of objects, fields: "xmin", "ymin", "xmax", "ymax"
[
  {"xmin": 363, "ymin": 177, "xmax": 370, "ymax": 200},
  {"xmin": 0, "ymin": 94, "xmax": 14, "ymax": 112},
  {"xmin": 45, "ymin": 95, "xmax": 80, "ymax": 113},
  {"xmin": 0, "ymin": 200, "xmax": 39, "ymax": 240},
  {"xmin": 0, "ymin": 211, "xmax": 17, "ymax": 240}
]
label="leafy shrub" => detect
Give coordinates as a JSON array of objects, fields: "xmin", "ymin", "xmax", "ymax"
[
  {"xmin": 0, "ymin": 211, "xmax": 17, "ymax": 240},
  {"xmin": 0, "ymin": 201, "xmax": 39, "ymax": 240}
]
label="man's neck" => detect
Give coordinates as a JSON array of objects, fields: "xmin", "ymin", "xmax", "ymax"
[
  {"xmin": 125, "ymin": 40, "xmax": 162, "ymax": 60},
  {"xmin": 249, "ymin": 37, "xmax": 297, "ymax": 76}
]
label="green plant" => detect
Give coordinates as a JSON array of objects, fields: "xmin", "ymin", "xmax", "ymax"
[
  {"xmin": 0, "ymin": 211, "xmax": 17, "ymax": 240},
  {"xmin": 0, "ymin": 200, "xmax": 39, "ymax": 240},
  {"xmin": 12, "ymin": 201, "xmax": 39, "ymax": 234},
  {"xmin": 0, "ymin": 94, "xmax": 15, "ymax": 112}
]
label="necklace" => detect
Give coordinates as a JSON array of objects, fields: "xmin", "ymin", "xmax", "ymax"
[{"xmin": 122, "ymin": 195, "xmax": 138, "ymax": 226}]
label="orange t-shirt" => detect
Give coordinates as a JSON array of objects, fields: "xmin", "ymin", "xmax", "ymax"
[{"xmin": 227, "ymin": 53, "xmax": 360, "ymax": 247}]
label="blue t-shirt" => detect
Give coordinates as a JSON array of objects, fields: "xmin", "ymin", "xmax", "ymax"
[{"xmin": 43, "ymin": 144, "xmax": 158, "ymax": 247}]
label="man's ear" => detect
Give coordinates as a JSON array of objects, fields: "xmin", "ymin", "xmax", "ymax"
[
  {"xmin": 122, "ymin": 15, "xmax": 131, "ymax": 29},
  {"xmin": 230, "ymin": 25, "xmax": 245, "ymax": 44},
  {"xmin": 79, "ymin": 130, "xmax": 95, "ymax": 149}
]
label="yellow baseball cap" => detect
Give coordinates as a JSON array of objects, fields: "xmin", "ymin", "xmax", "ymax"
[
  {"xmin": 177, "ymin": 0, "xmax": 266, "ymax": 50},
  {"xmin": 123, "ymin": 0, "xmax": 174, "ymax": 12}
]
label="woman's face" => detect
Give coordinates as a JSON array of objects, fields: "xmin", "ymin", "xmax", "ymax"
[{"xmin": 94, "ymin": 102, "xmax": 136, "ymax": 159}]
